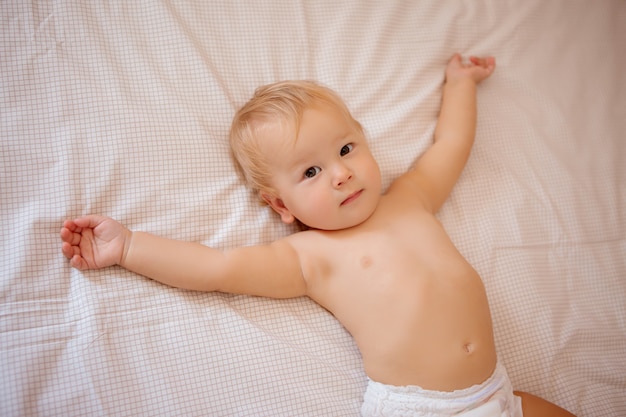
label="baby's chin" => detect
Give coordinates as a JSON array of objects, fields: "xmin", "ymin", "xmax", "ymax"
[{"xmin": 299, "ymin": 212, "xmax": 375, "ymax": 232}]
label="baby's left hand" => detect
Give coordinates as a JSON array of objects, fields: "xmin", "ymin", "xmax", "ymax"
[{"xmin": 445, "ymin": 54, "xmax": 496, "ymax": 84}]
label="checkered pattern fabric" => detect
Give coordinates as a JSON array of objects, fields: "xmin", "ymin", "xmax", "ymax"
[{"xmin": 2, "ymin": 1, "xmax": 624, "ymax": 416}]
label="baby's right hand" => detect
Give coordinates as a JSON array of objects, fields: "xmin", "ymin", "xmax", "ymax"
[{"xmin": 60, "ymin": 215, "xmax": 131, "ymax": 270}]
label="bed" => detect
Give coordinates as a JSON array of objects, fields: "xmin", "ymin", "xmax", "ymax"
[{"xmin": 1, "ymin": 1, "xmax": 624, "ymax": 416}]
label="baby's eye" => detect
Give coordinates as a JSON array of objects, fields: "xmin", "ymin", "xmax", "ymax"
[
  {"xmin": 304, "ymin": 166, "xmax": 321, "ymax": 178},
  {"xmin": 340, "ymin": 143, "xmax": 354, "ymax": 156}
]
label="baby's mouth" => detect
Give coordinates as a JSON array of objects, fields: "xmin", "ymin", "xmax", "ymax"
[{"xmin": 341, "ymin": 189, "xmax": 363, "ymax": 206}]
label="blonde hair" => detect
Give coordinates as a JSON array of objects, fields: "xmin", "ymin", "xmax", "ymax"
[{"xmin": 229, "ymin": 80, "xmax": 363, "ymax": 197}]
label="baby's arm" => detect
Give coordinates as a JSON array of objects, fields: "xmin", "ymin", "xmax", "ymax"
[
  {"xmin": 60, "ymin": 215, "xmax": 307, "ymax": 298},
  {"xmin": 389, "ymin": 54, "xmax": 495, "ymax": 213}
]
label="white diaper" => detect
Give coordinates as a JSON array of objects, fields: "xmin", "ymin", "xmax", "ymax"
[{"xmin": 361, "ymin": 361, "xmax": 523, "ymax": 417}]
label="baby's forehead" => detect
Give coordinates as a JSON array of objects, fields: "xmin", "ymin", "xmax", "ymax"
[
  {"xmin": 251, "ymin": 99, "xmax": 352, "ymax": 147},
  {"xmin": 252, "ymin": 116, "xmax": 298, "ymax": 155}
]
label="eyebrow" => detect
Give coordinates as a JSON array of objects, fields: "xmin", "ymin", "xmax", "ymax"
[{"xmin": 290, "ymin": 129, "xmax": 356, "ymax": 169}]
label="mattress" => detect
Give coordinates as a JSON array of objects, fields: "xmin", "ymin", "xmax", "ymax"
[{"xmin": 1, "ymin": 1, "xmax": 625, "ymax": 416}]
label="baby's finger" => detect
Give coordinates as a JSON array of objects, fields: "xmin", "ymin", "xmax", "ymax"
[
  {"xmin": 60, "ymin": 226, "xmax": 81, "ymax": 246},
  {"xmin": 61, "ymin": 241, "xmax": 77, "ymax": 260},
  {"xmin": 70, "ymin": 255, "xmax": 88, "ymax": 270},
  {"xmin": 62, "ymin": 219, "xmax": 80, "ymax": 233},
  {"xmin": 471, "ymin": 56, "xmax": 496, "ymax": 69},
  {"xmin": 74, "ymin": 215, "xmax": 107, "ymax": 229},
  {"xmin": 469, "ymin": 56, "xmax": 486, "ymax": 67}
]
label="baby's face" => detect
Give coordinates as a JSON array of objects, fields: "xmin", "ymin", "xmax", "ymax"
[{"xmin": 262, "ymin": 103, "xmax": 382, "ymax": 230}]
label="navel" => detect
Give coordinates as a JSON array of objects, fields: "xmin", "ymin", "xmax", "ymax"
[{"xmin": 462, "ymin": 342, "xmax": 474, "ymax": 354}]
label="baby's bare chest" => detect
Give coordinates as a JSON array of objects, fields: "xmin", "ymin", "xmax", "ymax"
[
  {"xmin": 302, "ymin": 226, "xmax": 485, "ymax": 350},
  {"xmin": 302, "ymin": 217, "xmax": 472, "ymax": 305},
  {"xmin": 321, "ymin": 217, "xmax": 459, "ymax": 273}
]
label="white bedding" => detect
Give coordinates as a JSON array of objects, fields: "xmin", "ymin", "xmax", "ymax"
[{"xmin": 1, "ymin": 1, "xmax": 625, "ymax": 416}]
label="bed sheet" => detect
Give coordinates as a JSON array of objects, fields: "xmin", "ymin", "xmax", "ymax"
[{"xmin": 1, "ymin": 1, "xmax": 625, "ymax": 416}]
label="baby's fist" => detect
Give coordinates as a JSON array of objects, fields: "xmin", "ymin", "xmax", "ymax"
[{"xmin": 446, "ymin": 54, "xmax": 496, "ymax": 84}]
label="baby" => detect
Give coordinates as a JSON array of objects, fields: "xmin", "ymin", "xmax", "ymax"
[{"xmin": 61, "ymin": 54, "xmax": 575, "ymax": 417}]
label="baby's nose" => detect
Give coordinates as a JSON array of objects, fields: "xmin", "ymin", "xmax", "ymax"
[{"xmin": 333, "ymin": 164, "xmax": 353, "ymax": 188}]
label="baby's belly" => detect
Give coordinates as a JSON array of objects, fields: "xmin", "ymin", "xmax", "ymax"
[{"xmin": 349, "ymin": 268, "xmax": 497, "ymax": 391}]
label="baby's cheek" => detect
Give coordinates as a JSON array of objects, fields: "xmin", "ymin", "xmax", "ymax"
[
  {"xmin": 307, "ymin": 190, "xmax": 330, "ymax": 212},
  {"xmin": 303, "ymin": 189, "xmax": 334, "ymax": 216}
]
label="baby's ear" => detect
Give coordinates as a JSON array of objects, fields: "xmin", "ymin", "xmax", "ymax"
[{"xmin": 260, "ymin": 192, "xmax": 296, "ymax": 224}]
